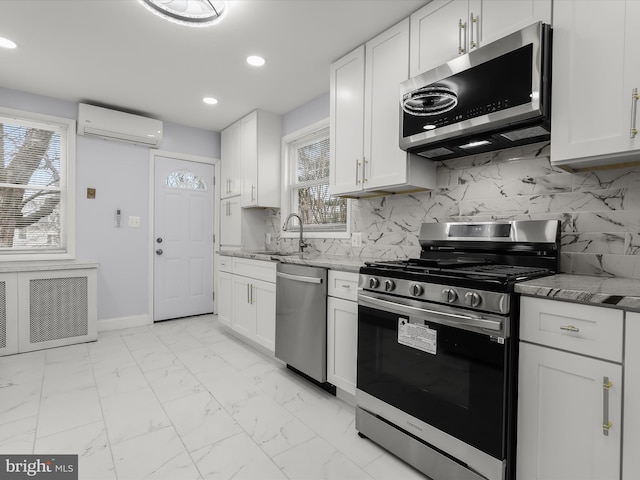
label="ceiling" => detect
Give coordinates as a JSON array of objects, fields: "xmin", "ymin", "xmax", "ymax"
[{"xmin": 0, "ymin": 0, "xmax": 426, "ymax": 132}]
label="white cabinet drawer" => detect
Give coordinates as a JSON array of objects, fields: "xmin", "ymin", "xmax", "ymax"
[
  {"xmin": 328, "ymin": 270, "xmax": 359, "ymax": 302},
  {"xmin": 520, "ymin": 296, "xmax": 623, "ymax": 362},
  {"xmin": 232, "ymin": 257, "xmax": 276, "ymax": 283},
  {"xmin": 219, "ymin": 255, "xmax": 233, "ymax": 273}
]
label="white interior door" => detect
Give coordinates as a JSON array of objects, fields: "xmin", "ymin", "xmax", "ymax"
[{"xmin": 154, "ymin": 156, "xmax": 214, "ymax": 321}]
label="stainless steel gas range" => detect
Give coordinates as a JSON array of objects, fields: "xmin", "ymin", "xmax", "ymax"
[{"xmin": 355, "ymin": 220, "xmax": 560, "ymax": 480}]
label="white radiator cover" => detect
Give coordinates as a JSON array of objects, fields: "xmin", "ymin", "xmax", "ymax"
[
  {"xmin": 29, "ymin": 276, "xmax": 89, "ymax": 344},
  {"xmin": 0, "ymin": 266, "xmax": 98, "ymax": 356}
]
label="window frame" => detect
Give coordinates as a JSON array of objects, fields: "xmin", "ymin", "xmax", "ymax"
[
  {"xmin": 280, "ymin": 118, "xmax": 350, "ymax": 240},
  {"xmin": 0, "ymin": 107, "xmax": 76, "ymax": 261}
]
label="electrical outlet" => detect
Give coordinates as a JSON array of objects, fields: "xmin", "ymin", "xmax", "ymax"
[
  {"xmin": 128, "ymin": 216, "xmax": 140, "ymax": 228},
  {"xmin": 351, "ymin": 232, "xmax": 362, "ymax": 247}
]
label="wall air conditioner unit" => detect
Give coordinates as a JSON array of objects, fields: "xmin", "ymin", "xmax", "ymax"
[{"xmin": 77, "ymin": 103, "xmax": 163, "ymax": 147}]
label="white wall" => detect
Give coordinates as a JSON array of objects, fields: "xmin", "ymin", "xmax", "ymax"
[
  {"xmin": 0, "ymin": 87, "xmax": 221, "ymax": 324},
  {"xmin": 282, "ymin": 91, "xmax": 329, "ymax": 136}
]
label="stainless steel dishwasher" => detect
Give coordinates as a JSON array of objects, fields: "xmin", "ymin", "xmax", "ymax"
[{"xmin": 275, "ymin": 262, "xmax": 333, "ymax": 392}]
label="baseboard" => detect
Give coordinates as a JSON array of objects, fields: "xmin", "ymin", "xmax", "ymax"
[{"xmin": 98, "ymin": 314, "xmax": 151, "ymax": 332}]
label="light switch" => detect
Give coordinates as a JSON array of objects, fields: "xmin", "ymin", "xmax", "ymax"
[{"xmin": 128, "ymin": 216, "xmax": 141, "ymax": 228}]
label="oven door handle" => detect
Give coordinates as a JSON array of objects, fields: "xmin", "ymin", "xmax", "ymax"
[{"xmin": 358, "ymin": 294, "xmax": 504, "ymax": 334}]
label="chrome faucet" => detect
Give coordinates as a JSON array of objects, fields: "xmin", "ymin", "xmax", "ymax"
[{"xmin": 282, "ymin": 213, "xmax": 308, "ymax": 253}]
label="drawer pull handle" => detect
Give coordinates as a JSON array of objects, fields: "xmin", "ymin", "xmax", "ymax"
[
  {"xmin": 341, "ymin": 284, "xmax": 351, "ymax": 289},
  {"xmin": 560, "ymin": 324, "xmax": 580, "ymax": 333},
  {"xmin": 603, "ymin": 377, "xmax": 613, "ymax": 436}
]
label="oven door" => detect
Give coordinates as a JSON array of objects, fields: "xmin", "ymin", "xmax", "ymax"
[{"xmin": 357, "ymin": 292, "xmax": 511, "ymax": 463}]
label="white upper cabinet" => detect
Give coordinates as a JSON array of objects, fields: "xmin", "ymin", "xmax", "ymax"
[
  {"xmin": 221, "ymin": 110, "xmax": 281, "ymax": 207},
  {"xmin": 550, "ymin": 0, "xmax": 640, "ymax": 170},
  {"xmin": 329, "ymin": 46, "xmax": 365, "ymax": 196},
  {"xmin": 330, "ymin": 19, "xmax": 435, "ymax": 198},
  {"xmin": 239, "ymin": 110, "xmax": 282, "ymax": 208},
  {"xmin": 410, "ymin": 0, "xmax": 551, "ymax": 76},
  {"xmin": 220, "ymin": 121, "xmax": 242, "ymax": 198}
]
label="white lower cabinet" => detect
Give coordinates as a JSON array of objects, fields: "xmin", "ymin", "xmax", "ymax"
[
  {"xmin": 623, "ymin": 312, "xmax": 640, "ymax": 480},
  {"xmin": 517, "ymin": 297, "xmax": 623, "ymax": 480},
  {"xmin": 517, "ymin": 343, "xmax": 622, "ymax": 480},
  {"xmin": 217, "ymin": 271, "xmax": 233, "ymax": 327},
  {"xmin": 326, "ymin": 270, "xmax": 359, "ymax": 395},
  {"xmin": 217, "ymin": 256, "xmax": 276, "ymax": 353}
]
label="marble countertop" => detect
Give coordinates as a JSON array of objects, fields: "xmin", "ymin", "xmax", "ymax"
[
  {"xmin": 218, "ymin": 250, "xmax": 376, "ymax": 273},
  {"xmin": 516, "ymin": 274, "xmax": 640, "ymax": 312}
]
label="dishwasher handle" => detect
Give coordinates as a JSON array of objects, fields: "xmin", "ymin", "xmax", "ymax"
[{"xmin": 276, "ymin": 271, "xmax": 324, "ymax": 284}]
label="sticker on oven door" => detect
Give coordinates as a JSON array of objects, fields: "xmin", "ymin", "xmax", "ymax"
[{"xmin": 398, "ymin": 318, "xmax": 437, "ymax": 355}]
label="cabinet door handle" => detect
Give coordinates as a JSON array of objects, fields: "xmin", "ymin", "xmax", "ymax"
[
  {"xmin": 251, "ymin": 185, "xmax": 256, "ymax": 202},
  {"xmin": 355, "ymin": 159, "xmax": 361, "ymax": 185},
  {"xmin": 250, "ymin": 284, "xmax": 254, "ymax": 304},
  {"xmin": 363, "ymin": 157, "xmax": 368, "ymax": 183},
  {"xmin": 458, "ymin": 19, "xmax": 466, "ymax": 54},
  {"xmin": 603, "ymin": 376, "xmax": 613, "ymax": 436},
  {"xmin": 469, "ymin": 13, "xmax": 478, "ymax": 49},
  {"xmin": 247, "ymin": 283, "xmax": 250, "ymax": 303},
  {"xmin": 560, "ymin": 324, "xmax": 580, "ymax": 333},
  {"xmin": 631, "ymin": 88, "xmax": 639, "ymax": 138}
]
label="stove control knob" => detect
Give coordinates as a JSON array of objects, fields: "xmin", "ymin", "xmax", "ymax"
[
  {"xmin": 368, "ymin": 277, "xmax": 380, "ymax": 289},
  {"xmin": 409, "ymin": 284, "xmax": 424, "ymax": 297},
  {"xmin": 384, "ymin": 279, "xmax": 396, "ymax": 292},
  {"xmin": 465, "ymin": 292, "xmax": 482, "ymax": 308},
  {"xmin": 442, "ymin": 288, "xmax": 458, "ymax": 303}
]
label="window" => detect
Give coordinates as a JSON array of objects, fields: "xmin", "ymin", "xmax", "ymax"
[
  {"xmin": 0, "ymin": 108, "xmax": 75, "ymax": 259},
  {"xmin": 165, "ymin": 169, "xmax": 207, "ymax": 190},
  {"xmin": 282, "ymin": 119, "xmax": 349, "ymax": 237}
]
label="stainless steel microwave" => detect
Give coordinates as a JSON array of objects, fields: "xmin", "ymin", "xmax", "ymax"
[{"xmin": 399, "ymin": 22, "xmax": 551, "ymax": 160}]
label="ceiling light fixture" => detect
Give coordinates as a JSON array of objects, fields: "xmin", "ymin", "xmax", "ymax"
[
  {"xmin": 202, "ymin": 97, "xmax": 218, "ymax": 105},
  {"xmin": 139, "ymin": 0, "xmax": 227, "ymax": 27},
  {"xmin": 246, "ymin": 55, "xmax": 266, "ymax": 67},
  {"xmin": 0, "ymin": 36, "xmax": 17, "ymax": 49}
]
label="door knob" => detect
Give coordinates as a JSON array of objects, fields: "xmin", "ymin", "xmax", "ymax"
[
  {"xmin": 156, "ymin": 249, "xmax": 163, "ymax": 255},
  {"xmin": 156, "ymin": 237, "xmax": 163, "ymax": 243}
]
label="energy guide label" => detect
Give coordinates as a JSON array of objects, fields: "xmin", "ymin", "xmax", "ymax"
[{"xmin": 398, "ymin": 318, "xmax": 437, "ymax": 355}]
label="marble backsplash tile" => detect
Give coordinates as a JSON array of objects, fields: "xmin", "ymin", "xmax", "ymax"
[{"xmin": 266, "ymin": 142, "xmax": 640, "ymax": 278}]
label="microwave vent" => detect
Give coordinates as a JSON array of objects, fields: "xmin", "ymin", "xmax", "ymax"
[
  {"xmin": 418, "ymin": 147, "xmax": 455, "ymax": 159},
  {"xmin": 500, "ymin": 126, "xmax": 550, "ymax": 142}
]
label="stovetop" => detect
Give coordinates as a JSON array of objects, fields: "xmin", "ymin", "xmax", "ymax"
[{"xmin": 363, "ymin": 258, "xmax": 553, "ymax": 285}]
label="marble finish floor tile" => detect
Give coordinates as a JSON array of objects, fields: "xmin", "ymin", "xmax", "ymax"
[
  {"xmin": 0, "ymin": 315, "xmax": 424, "ymax": 479},
  {"xmin": 272, "ymin": 436, "xmax": 372, "ymax": 480},
  {"xmin": 101, "ymin": 387, "xmax": 171, "ymax": 444},
  {"xmin": 162, "ymin": 391, "xmax": 242, "ymax": 452},
  {"xmin": 0, "ymin": 381, "xmax": 42, "ymax": 424},
  {"xmin": 192, "ymin": 432, "xmax": 286, "ymax": 480},
  {"xmin": 35, "ymin": 421, "xmax": 116, "ymax": 480},
  {"xmin": 0, "ymin": 416, "xmax": 37, "ymax": 453},
  {"xmin": 37, "ymin": 386, "xmax": 103, "ymax": 438},
  {"xmin": 144, "ymin": 365, "xmax": 205, "ymax": 403},
  {"xmin": 111, "ymin": 426, "xmax": 200, "ymax": 480}
]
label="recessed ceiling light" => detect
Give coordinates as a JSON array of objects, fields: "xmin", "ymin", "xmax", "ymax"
[
  {"xmin": 0, "ymin": 37, "xmax": 17, "ymax": 49},
  {"xmin": 202, "ymin": 97, "xmax": 218, "ymax": 105},
  {"xmin": 246, "ymin": 55, "xmax": 265, "ymax": 67}
]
